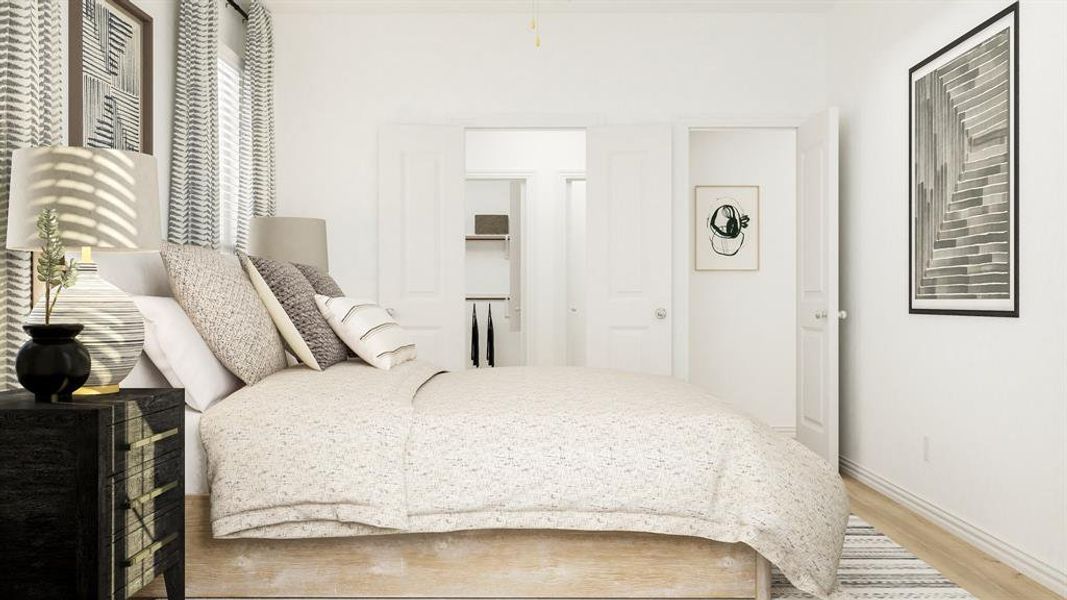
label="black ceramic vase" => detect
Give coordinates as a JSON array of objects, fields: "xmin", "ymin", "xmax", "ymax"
[{"xmin": 16, "ymin": 324, "xmax": 91, "ymax": 403}]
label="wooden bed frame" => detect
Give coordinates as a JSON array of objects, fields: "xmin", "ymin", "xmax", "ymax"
[{"xmin": 136, "ymin": 496, "xmax": 772, "ymax": 599}]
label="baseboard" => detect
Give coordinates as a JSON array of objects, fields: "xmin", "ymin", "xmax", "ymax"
[
  {"xmin": 770, "ymin": 425, "xmax": 796, "ymax": 438},
  {"xmin": 840, "ymin": 456, "xmax": 1067, "ymax": 596}
]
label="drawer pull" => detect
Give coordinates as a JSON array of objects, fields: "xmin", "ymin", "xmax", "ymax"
[
  {"xmin": 126, "ymin": 480, "xmax": 178, "ymax": 508},
  {"xmin": 124, "ymin": 532, "xmax": 178, "ymax": 566},
  {"xmin": 124, "ymin": 427, "xmax": 179, "ymax": 450}
]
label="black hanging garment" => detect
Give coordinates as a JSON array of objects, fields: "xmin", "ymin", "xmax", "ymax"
[
  {"xmin": 471, "ymin": 304, "xmax": 480, "ymax": 368},
  {"xmin": 486, "ymin": 304, "xmax": 495, "ymax": 367}
]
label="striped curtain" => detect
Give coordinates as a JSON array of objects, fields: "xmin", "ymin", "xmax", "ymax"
[
  {"xmin": 0, "ymin": 0, "xmax": 63, "ymax": 390},
  {"xmin": 235, "ymin": 0, "xmax": 276, "ymax": 252},
  {"xmin": 167, "ymin": 0, "xmax": 220, "ymax": 247}
]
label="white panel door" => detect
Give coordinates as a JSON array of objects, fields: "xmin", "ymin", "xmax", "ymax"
[
  {"xmin": 796, "ymin": 109, "xmax": 840, "ymax": 468},
  {"xmin": 586, "ymin": 125, "xmax": 672, "ymax": 375},
  {"xmin": 379, "ymin": 125, "xmax": 465, "ymax": 371}
]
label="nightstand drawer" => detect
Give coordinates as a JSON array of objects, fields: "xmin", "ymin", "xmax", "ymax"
[
  {"xmin": 115, "ymin": 531, "xmax": 181, "ymax": 597},
  {"xmin": 113, "ymin": 453, "xmax": 183, "ymax": 536},
  {"xmin": 112, "ymin": 405, "xmax": 182, "ymax": 475},
  {"xmin": 114, "ymin": 500, "xmax": 182, "ymax": 566}
]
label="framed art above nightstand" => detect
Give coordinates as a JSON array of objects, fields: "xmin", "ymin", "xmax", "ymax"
[{"xmin": 0, "ymin": 388, "xmax": 185, "ymax": 600}]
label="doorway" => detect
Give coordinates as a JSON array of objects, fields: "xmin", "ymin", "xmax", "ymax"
[
  {"xmin": 687, "ymin": 128, "xmax": 798, "ymax": 432},
  {"xmin": 378, "ymin": 123, "xmax": 673, "ymax": 376},
  {"xmin": 679, "ymin": 111, "xmax": 841, "ymax": 468},
  {"xmin": 464, "ymin": 129, "xmax": 586, "ymax": 368}
]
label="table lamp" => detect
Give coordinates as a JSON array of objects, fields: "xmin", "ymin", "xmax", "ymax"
[
  {"xmin": 246, "ymin": 216, "xmax": 328, "ymax": 271},
  {"xmin": 6, "ymin": 146, "xmax": 161, "ymax": 394}
]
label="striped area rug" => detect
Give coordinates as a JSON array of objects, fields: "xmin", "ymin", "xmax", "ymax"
[{"xmin": 773, "ymin": 515, "xmax": 975, "ymax": 599}]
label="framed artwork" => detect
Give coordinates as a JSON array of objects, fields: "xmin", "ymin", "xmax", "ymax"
[
  {"xmin": 909, "ymin": 2, "xmax": 1018, "ymax": 317},
  {"xmin": 694, "ymin": 185, "xmax": 759, "ymax": 271},
  {"xmin": 69, "ymin": 0, "xmax": 153, "ymax": 154}
]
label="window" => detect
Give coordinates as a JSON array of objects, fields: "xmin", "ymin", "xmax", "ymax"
[{"xmin": 218, "ymin": 52, "xmax": 242, "ymax": 252}]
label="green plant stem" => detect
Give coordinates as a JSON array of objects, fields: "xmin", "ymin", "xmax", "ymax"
[
  {"xmin": 44, "ymin": 284, "xmax": 51, "ymax": 325},
  {"xmin": 48, "ymin": 285, "xmax": 62, "ymax": 321}
]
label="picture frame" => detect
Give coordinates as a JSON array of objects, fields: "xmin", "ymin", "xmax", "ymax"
[
  {"xmin": 909, "ymin": 2, "xmax": 1018, "ymax": 317},
  {"xmin": 69, "ymin": 0, "xmax": 154, "ymax": 154},
  {"xmin": 694, "ymin": 185, "xmax": 760, "ymax": 271}
]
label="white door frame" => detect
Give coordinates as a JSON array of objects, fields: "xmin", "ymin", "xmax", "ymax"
[{"xmin": 671, "ymin": 115, "xmax": 807, "ymax": 382}]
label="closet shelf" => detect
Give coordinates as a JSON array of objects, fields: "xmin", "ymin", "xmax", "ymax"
[
  {"xmin": 466, "ymin": 295, "xmax": 511, "ymax": 301},
  {"xmin": 465, "ymin": 234, "xmax": 510, "ymax": 241}
]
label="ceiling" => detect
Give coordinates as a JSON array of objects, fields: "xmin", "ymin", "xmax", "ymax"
[{"xmin": 260, "ymin": 0, "xmax": 837, "ymax": 14}]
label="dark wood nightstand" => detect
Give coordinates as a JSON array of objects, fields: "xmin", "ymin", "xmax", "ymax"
[{"xmin": 0, "ymin": 388, "xmax": 185, "ymax": 600}]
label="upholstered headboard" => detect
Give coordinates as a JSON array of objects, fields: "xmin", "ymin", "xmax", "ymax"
[
  {"xmin": 95, "ymin": 252, "xmax": 171, "ymax": 387},
  {"xmin": 95, "ymin": 252, "xmax": 172, "ymax": 297}
]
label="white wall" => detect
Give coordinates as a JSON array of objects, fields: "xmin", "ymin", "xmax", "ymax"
[
  {"xmin": 465, "ymin": 129, "xmax": 585, "ymax": 366},
  {"xmin": 270, "ymin": 8, "xmax": 829, "ymax": 304},
  {"xmin": 688, "ymin": 129, "xmax": 796, "ymax": 430},
  {"xmin": 827, "ymin": 0, "xmax": 1066, "ymax": 591}
]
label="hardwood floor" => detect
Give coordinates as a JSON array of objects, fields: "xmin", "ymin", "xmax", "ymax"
[
  {"xmin": 144, "ymin": 478, "xmax": 1059, "ymax": 599},
  {"xmin": 844, "ymin": 475, "xmax": 1062, "ymax": 600}
]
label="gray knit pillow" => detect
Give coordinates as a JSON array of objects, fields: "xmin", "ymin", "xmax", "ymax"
[
  {"xmin": 243, "ymin": 255, "xmax": 348, "ymax": 371},
  {"xmin": 293, "ymin": 263, "xmax": 344, "ymax": 297},
  {"xmin": 292, "ymin": 263, "xmax": 358, "ymax": 359},
  {"xmin": 160, "ymin": 242, "xmax": 287, "ymax": 385}
]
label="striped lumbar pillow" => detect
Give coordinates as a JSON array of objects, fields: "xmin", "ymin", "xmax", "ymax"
[{"xmin": 314, "ymin": 295, "xmax": 417, "ymax": 370}]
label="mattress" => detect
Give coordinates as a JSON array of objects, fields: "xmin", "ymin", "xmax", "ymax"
[
  {"xmin": 124, "ymin": 351, "xmax": 213, "ymax": 494},
  {"xmin": 185, "ymin": 407, "xmax": 209, "ymax": 494}
]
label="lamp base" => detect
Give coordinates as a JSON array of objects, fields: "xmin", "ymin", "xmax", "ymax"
[
  {"xmin": 73, "ymin": 384, "xmax": 121, "ymax": 396},
  {"xmin": 24, "ymin": 259, "xmax": 145, "ymax": 391}
]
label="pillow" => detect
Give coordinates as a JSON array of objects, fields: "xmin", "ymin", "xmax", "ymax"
[
  {"xmin": 242, "ymin": 254, "xmax": 349, "ymax": 371},
  {"xmin": 294, "ymin": 263, "xmax": 345, "ymax": 296},
  {"xmin": 292, "ymin": 263, "xmax": 357, "ymax": 359},
  {"xmin": 315, "ymin": 295, "xmax": 416, "ymax": 370},
  {"xmin": 133, "ymin": 296, "xmax": 242, "ymax": 412},
  {"xmin": 160, "ymin": 242, "xmax": 287, "ymax": 385}
]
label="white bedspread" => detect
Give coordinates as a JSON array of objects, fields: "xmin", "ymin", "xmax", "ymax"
[{"xmin": 201, "ymin": 361, "xmax": 849, "ymax": 599}]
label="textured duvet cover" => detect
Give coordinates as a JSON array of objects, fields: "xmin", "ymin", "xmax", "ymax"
[{"xmin": 200, "ymin": 360, "xmax": 849, "ymax": 599}]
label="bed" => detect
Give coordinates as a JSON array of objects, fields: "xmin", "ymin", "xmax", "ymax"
[{"xmin": 101, "ymin": 254, "xmax": 848, "ymax": 600}]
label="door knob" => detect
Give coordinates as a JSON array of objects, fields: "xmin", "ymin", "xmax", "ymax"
[
  {"xmin": 838, "ymin": 310, "xmax": 848, "ymax": 320},
  {"xmin": 814, "ymin": 310, "xmax": 827, "ymax": 319},
  {"xmin": 655, "ymin": 308, "xmax": 668, "ymax": 320}
]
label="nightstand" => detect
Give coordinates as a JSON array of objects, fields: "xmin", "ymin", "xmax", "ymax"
[{"xmin": 0, "ymin": 388, "xmax": 185, "ymax": 600}]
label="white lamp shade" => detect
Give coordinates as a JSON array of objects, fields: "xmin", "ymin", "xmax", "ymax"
[
  {"xmin": 247, "ymin": 216, "xmax": 329, "ymax": 271},
  {"xmin": 6, "ymin": 146, "xmax": 161, "ymax": 252}
]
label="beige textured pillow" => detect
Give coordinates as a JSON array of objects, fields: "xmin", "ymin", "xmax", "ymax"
[{"xmin": 160, "ymin": 242, "xmax": 287, "ymax": 385}]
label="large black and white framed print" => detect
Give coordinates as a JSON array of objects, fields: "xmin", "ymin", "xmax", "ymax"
[
  {"xmin": 69, "ymin": 0, "xmax": 153, "ymax": 154},
  {"xmin": 909, "ymin": 2, "xmax": 1018, "ymax": 317}
]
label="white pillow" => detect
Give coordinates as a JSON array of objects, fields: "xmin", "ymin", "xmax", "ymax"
[
  {"xmin": 314, "ymin": 295, "xmax": 416, "ymax": 370},
  {"xmin": 133, "ymin": 296, "xmax": 243, "ymax": 412}
]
